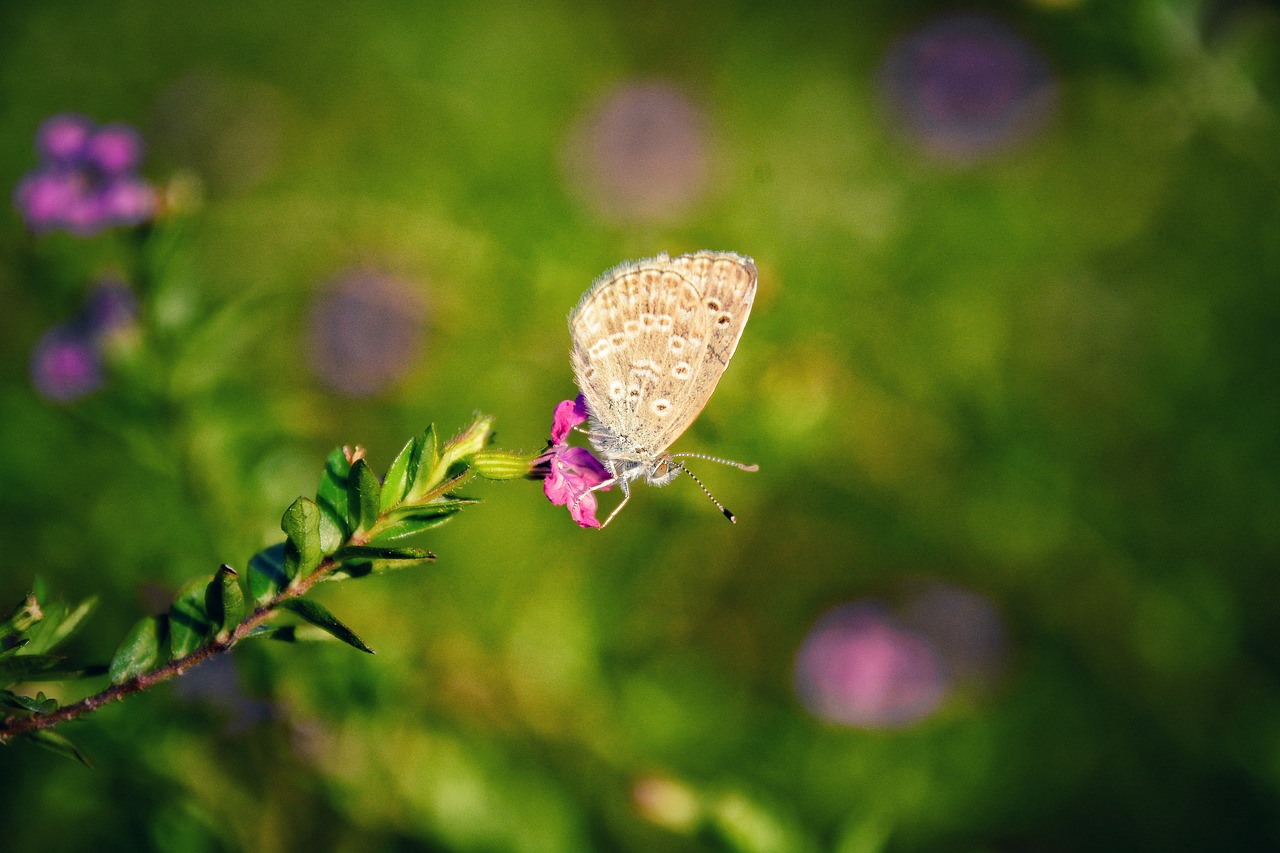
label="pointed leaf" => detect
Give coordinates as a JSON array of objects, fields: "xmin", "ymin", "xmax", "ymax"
[
  {"xmin": 109, "ymin": 615, "xmax": 166, "ymax": 684},
  {"xmin": 327, "ymin": 545, "xmax": 437, "ymax": 581},
  {"xmin": 279, "ymin": 599, "xmax": 373, "ymax": 653},
  {"xmin": 370, "ymin": 501, "xmax": 468, "ymax": 543},
  {"xmin": 380, "ymin": 436, "xmax": 416, "ymax": 513},
  {"xmin": 426, "ymin": 414, "xmax": 493, "ymax": 487},
  {"xmin": 43, "ymin": 596, "xmax": 98, "ymax": 653},
  {"xmin": 169, "ymin": 579, "xmax": 213, "ymax": 660},
  {"xmin": 25, "ymin": 729, "xmax": 92, "ymax": 768},
  {"xmin": 349, "ymin": 459, "xmax": 381, "ymax": 535},
  {"xmin": 0, "ymin": 654, "xmax": 66, "ymax": 682},
  {"xmin": 205, "ymin": 565, "xmax": 245, "ymax": 638},
  {"xmin": 403, "ymin": 425, "xmax": 440, "ymax": 502},
  {"xmin": 248, "ymin": 624, "xmax": 350, "ymax": 644},
  {"xmin": 282, "ymin": 496, "xmax": 323, "ymax": 578},
  {"xmin": 248, "ymin": 543, "xmax": 289, "ymax": 606},
  {"xmin": 336, "ymin": 545, "xmax": 436, "ymax": 562},
  {"xmin": 316, "ymin": 448, "xmax": 353, "ymax": 554}
]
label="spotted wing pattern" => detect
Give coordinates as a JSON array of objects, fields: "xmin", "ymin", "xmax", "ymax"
[{"xmin": 569, "ymin": 251, "xmax": 757, "ymax": 466}]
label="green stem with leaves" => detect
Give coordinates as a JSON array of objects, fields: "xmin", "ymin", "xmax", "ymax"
[{"xmin": 0, "ymin": 414, "xmax": 536, "ymax": 765}]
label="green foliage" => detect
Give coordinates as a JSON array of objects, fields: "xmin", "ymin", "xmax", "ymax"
[
  {"xmin": 282, "ymin": 497, "xmax": 324, "ymax": 580},
  {"xmin": 205, "ymin": 565, "xmax": 244, "ymax": 639},
  {"xmin": 0, "ymin": 582, "xmax": 99, "ymax": 707},
  {"xmin": 349, "ymin": 459, "xmax": 382, "ymax": 536},
  {"xmin": 108, "ymin": 615, "xmax": 166, "ymax": 685},
  {"xmin": 316, "ymin": 449, "xmax": 353, "ymax": 556},
  {"xmin": 168, "ymin": 579, "xmax": 213, "ymax": 660},
  {"xmin": 24, "ymin": 729, "xmax": 92, "ymax": 768},
  {"xmin": 2, "ymin": 414, "xmax": 501, "ymax": 767},
  {"xmin": 6, "ymin": 4, "xmax": 1280, "ymax": 849},
  {"xmin": 247, "ymin": 544, "xmax": 289, "ymax": 607},
  {"xmin": 277, "ymin": 599, "xmax": 373, "ymax": 654}
]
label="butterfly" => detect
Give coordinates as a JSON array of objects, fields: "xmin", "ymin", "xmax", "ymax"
[{"xmin": 569, "ymin": 250, "xmax": 758, "ymax": 526}]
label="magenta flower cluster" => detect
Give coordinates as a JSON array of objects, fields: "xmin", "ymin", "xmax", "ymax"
[
  {"xmin": 535, "ymin": 395, "xmax": 613, "ymax": 528},
  {"xmin": 14, "ymin": 114, "xmax": 156, "ymax": 235}
]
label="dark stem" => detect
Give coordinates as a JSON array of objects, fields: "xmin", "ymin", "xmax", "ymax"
[{"xmin": 0, "ymin": 551, "xmax": 341, "ymax": 743}]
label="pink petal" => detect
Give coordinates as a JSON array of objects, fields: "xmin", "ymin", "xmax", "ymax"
[{"xmin": 550, "ymin": 394, "xmax": 591, "ymax": 443}]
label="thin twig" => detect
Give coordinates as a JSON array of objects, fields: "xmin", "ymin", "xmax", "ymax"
[{"xmin": 0, "ymin": 553, "xmax": 339, "ymax": 743}]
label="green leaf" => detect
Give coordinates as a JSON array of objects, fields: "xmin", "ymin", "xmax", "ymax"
[
  {"xmin": 428, "ymin": 414, "xmax": 493, "ymax": 487},
  {"xmin": 281, "ymin": 496, "xmax": 323, "ymax": 578},
  {"xmin": 327, "ymin": 545, "xmax": 436, "ymax": 581},
  {"xmin": 335, "ymin": 545, "xmax": 436, "ymax": 562},
  {"xmin": 380, "ymin": 436, "xmax": 416, "ymax": 513},
  {"xmin": 0, "ymin": 653, "xmax": 66, "ymax": 682},
  {"xmin": 42, "ymin": 596, "xmax": 98, "ymax": 653},
  {"xmin": 109, "ymin": 615, "xmax": 166, "ymax": 684},
  {"xmin": 349, "ymin": 459, "xmax": 382, "ymax": 535},
  {"xmin": 205, "ymin": 565, "xmax": 245, "ymax": 638},
  {"xmin": 25, "ymin": 729, "xmax": 92, "ymax": 768},
  {"xmin": 403, "ymin": 425, "xmax": 440, "ymax": 502},
  {"xmin": 371, "ymin": 500, "xmax": 469, "ymax": 543},
  {"xmin": 471, "ymin": 448, "xmax": 537, "ymax": 480},
  {"xmin": 248, "ymin": 543, "xmax": 289, "ymax": 606},
  {"xmin": 169, "ymin": 579, "xmax": 213, "ymax": 660},
  {"xmin": 248, "ymin": 624, "xmax": 346, "ymax": 644},
  {"xmin": 279, "ymin": 599, "xmax": 374, "ymax": 654},
  {"xmin": 0, "ymin": 688, "xmax": 57, "ymax": 714},
  {"xmin": 316, "ymin": 448, "xmax": 353, "ymax": 554}
]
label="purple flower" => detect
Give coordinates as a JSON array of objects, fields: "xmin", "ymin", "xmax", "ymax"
[
  {"xmin": 534, "ymin": 394, "xmax": 613, "ymax": 528},
  {"xmin": 31, "ymin": 324, "xmax": 103, "ymax": 403},
  {"xmin": 563, "ymin": 81, "xmax": 710, "ymax": 223},
  {"xmin": 306, "ymin": 269, "xmax": 427, "ymax": 397},
  {"xmin": 14, "ymin": 113, "xmax": 156, "ymax": 235},
  {"xmin": 794, "ymin": 602, "xmax": 947, "ymax": 728},
  {"xmin": 29, "ymin": 279, "xmax": 139, "ymax": 404},
  {"xmin": 83, "ymin": 278, "xmax": 139, "ymax": 340},
  {"xmin": 880, "ymin": 13, "xmax": 1056, "ymax": 161}
]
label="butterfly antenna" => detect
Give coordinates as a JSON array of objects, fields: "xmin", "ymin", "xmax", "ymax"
[
  {"xmin": 671, "ymin": 452, "xmax": 759, "ymax": 473},
  {"xmin": 672, "ymin": 460, "xmax": 739, "ymax": 523}
]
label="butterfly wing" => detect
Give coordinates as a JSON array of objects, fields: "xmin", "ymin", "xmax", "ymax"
[{"xmin": 570, "ymin": 251, "xmax": 757, "ymax": 459}]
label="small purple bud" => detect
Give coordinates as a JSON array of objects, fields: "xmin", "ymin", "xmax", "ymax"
[
  {"xmin": 83, "ymin": 279, "xmax": 139, "ymax": 339},
  {"xmin": 31, "ymin": 324, "xmax": 103, "ymax": 402},
  {"xmin": 84, "ymin": 123, "xmax": 145, "ymax": 173},
  {"xmin": 14, "ymin": 171, "xmax": 79, "ymax": 230},
  {"xmin": 36, "ymin": 114, "xmax": 92, "ymax": 162},
  {"xmin": 98, "ymin": 177, "xmax": 157, "ymax": 225}
]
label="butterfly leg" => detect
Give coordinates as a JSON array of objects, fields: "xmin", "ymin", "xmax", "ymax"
[{"xmin": 599, "ymin": 482, "xmax": 631, "ymax": 529}]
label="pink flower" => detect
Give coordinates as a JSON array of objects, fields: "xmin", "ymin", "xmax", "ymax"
[
  {"xmin": 535, "ymin": 394, "xmax": 613, "ymax": 528},
  {"xmin": 794, "ymin": 602, "xmax": 947, "ymax": 728}
]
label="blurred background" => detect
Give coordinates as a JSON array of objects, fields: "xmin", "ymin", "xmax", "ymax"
[{"xmin": 2, "ymin": 1, "xmax": 1279, "ymax": 850}]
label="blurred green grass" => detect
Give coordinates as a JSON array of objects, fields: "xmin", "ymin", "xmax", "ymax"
[{"xmin": 3, "ymin": 1, "xmax": 1280, "ymax": 851}]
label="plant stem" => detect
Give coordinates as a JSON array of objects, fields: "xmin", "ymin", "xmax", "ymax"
[{"xmin": 0, "ymin": 553, "xmax": 339, "ymax": 743}]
